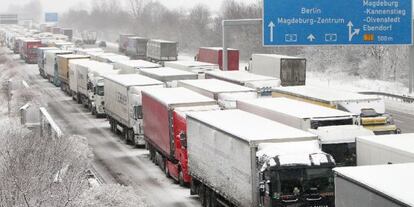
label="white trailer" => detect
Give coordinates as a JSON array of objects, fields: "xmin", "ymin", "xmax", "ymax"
[
  {"xmin": 114, "ymin": 60, "xmax": 161, "ymax": 74},
  {"xmin": 272, "ymin": 86, "xmax": 398, "ymax": 135},
  {"xmin": 205, "ymin": 70, "xmax": 281, "ymax": 96},
  {"xmin": 187, "ymin": 109, "xmax": 335, "ymax": 207},
  {"xmin": 104, "ymin": 74, "xmax": 164, "ymax": 145},
  {"xmin": 238, "ymin": 97, "xmax": 373, "ymax": 166},
  {"xmin": 249, "ymin": 54, "xmax": 306, "ymax": 86},
  {"xmin": 334, "ymin": 163, "xmax": 414, "ymax": 207},
  {"xmin": 356, "ymin": 133, "xmax": 414, "ymax": 166},
  {"xmin": 177, "ymin": 79, "xmax": 257, "ymax": 109},
  {"xmin": 44, "ymin": 50, "xmax": 72, "ymax": 84},
  {"xmin": 140, "ymin": 67, "xmax": 198, "ymax": 87},
  {"xmin": 68, "ymin": 59, "xmax": 91, "ymax": 100},
  {"xmin": 165, "ymin": 60, "xmax": 219, "ymax": 79}
]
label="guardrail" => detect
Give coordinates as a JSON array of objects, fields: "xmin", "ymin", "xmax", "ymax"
[{"xmin": 359, "ymin": 91, "xmax": 414, "ymax": 103}]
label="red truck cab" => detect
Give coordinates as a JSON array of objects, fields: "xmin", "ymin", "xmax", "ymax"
[{"xmin": 197, "ymin": 47, "xmax": 239, "ymax": 71}]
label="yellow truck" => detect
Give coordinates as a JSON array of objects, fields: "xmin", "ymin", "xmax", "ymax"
[{"xmin": 272, "ymin": 86, "xmax": 400, "ymax": 135}]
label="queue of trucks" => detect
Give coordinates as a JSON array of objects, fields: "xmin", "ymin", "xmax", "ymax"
[{"xmin": 1, "ymin": 24, "xmax": 410, "ymax": 207}]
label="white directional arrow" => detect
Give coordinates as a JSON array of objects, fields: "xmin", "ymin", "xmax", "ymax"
[
  {"xmin": 347, "ymin": 21, "xmax": 360, "ymax": 42},
  {"xmin": 307, "ymin": 34, "xmax": 316, "ymax": 42},
  {"xmin": 268, "ymin": 21, "xmax": 275, "ymax": 42}
]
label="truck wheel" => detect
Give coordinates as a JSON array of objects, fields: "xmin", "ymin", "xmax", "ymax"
[
  {"xmin": 165, "ymin": 163, "xmax": 171, "ymax": 178},
  {"xmin": 179, "ymin": 170, "xmax": 185, "ymax": 187},
  {"xmin": 199, "ymin": 185, "xmax": 206, "ymax": 207},
  {"xmin": 126, "ymin": 129, "xmax": 134, "ymax": 145},
  {"xmin": 92, "ymin": 108, "xmax": 96, "ymax": 116}
]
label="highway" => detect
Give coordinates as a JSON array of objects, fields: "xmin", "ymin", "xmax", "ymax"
[{"xmin": 9, "ymin": 51, "xmax": 200, "ymax": 207}]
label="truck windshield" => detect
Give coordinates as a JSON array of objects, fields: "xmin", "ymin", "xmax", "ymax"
[
  {"xmin": 272, "ymin": 167, "xmax": 334, "ymax": 197},
  {"xmin": 322, "ymin": 143, "xmax": 356, "ymax": 166},
  {"xmin": 96, "ymin": 86, "xmax": 104, "ymax": 96}
]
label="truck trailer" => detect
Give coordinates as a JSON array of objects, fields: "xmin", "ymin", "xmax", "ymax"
[
  {"xmin": 119, "ymin": 34, "xmax": 136, "ymax": 53},
  {"xmin": 37, "ymin": 47, "xmax": 58, "ymax": 78},
  {"xmin": 196, "ymin": 47, "xmax": 239, "ymax": 71},
  {"xmin": 68, "ymin": 59, "xmax": 92, "ymax": 101},
  {"xmin": 57, "ymin": 54, "xmax": 90, "ymax": 94},
  {"xmin": 249, "ymin": 54, "xmax": 306, "ymax": 86},
  {"xmin": 356, "ymin": 133, "xmax": 414, "ymax": 166},
  {"xmin": 22, "ymin": 39, "xmax": 42, "ymax": 64},
  {"xmin": 146, "ymin": 39, "xmax": 178, "ymax": 62},
  {"xmin": 114, "ymin": 60, "xmax": 161, "ymax": 74},
  {"xmin": 165, "ymin": 60, "xmax": 219, "ymax": 79},
  {"xmin": 237, "ymin": 98, "xmax": 374, "ymax": 166},
  {"xmin": 126, "ymin": 36, "xmax": 148, "ymax": 59},
  {"xmin": 187, "ymin": 109, "xmax": 336, "ymax": 207},
  {"xmin": 140, "ymin": 67, "xmax": 198, "ymax": 87},
  {"xmin": 205, "ymin": 70, "xmax": 281, "ymax": 96},
  {"xmin": 334, "ymin": 163, "xmax": 414, "ymax": 207},
  {"xmin": 104, "ymin": 74, "xmax": 164, "ymax": 145},
  {"xmin": 141, "ymin": 87, "xmax": 220, "ymax": 186},
  {"xmin": 44, "ymin": 50, "xmax": 73, "ymax": 86},
  {"xmin": 272, "ymin": 86, "xmax": 399, "ymax": 135},
  {"xmin": 177, "ymin": 79, "xmax": 257, "ymax": 109}
]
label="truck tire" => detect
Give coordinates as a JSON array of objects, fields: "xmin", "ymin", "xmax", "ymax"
[
  {"xmin": 165, "ymin": 163, "xmax": 171, "ymax": 178},
  {"xmin": 126, "ymin": 129, "xmax": 134, "ymax": 145},
  {"xmin": 179, "ymin": 170, "xmax": 185, "ymax": 187},
  {"xmin": 199, "ymin": 185, "xmax": 206, "ymax": 207},
  {"xmin": 92, "ymin": 107, "xmax": 96, "ymax": 116}
]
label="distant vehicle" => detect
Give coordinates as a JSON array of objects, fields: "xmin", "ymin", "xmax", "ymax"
[
  {"xmin": 140, "ymin": 67, "xmax": 198, "ymax": 87},
  {"xmin": 104, "ymin": 74, "xmax": 164, "ymax": 146},
  {"xmin": 205, "ymin": 70, "xmax": 281, "ymax": 96},
  {"xmin": 196, "ymin": 47, "xmax": 239, "ymax": 71},
  {"xmin": 60, "ymin": 28, "xmax": 73, "ymax": 41},
  {"xmin": 118, "ymin": 34, "xmax": 135, "ymax": 53},
  {"xmin": 21, "ymin": 39, "xmax": 42, "ymax": 64},
  {"xmin": 142, "ymin": 87, "xmax": 220, "ymax": 186},
  {"xmin": 238, "ymin": 97, "xmax": 374, "ymax": 166},
  {"xmin": 249, "ymin": 54, "xmax": 306, "ymax": 86},
  {"xmin": 146, "ymin": 39, "xmax": 178, "ymax": 63},
  {"xmin": 57, "ymin": 54, "xmax": 90, "ymax": 94},
  {"xmin": 272, "ymin": 86, "xmax": 400, "ymax": 135},
  {"xmin": 187, "ymin": 110, "xmax": 336, "ymax": 207},
  {"xmin": 126, "ymin": 37, "xmax": 148, "ymax": 59},
  {"xmin": 98, "ymin": 41, "xmax": 106, "ymax": 48},
  {"xmin": 81, "ymin": 31, "xmax": 97, "ymax": 45}
]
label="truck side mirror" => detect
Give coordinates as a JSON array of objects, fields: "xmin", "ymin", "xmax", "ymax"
[{"xmin": 180, "ymin": 132, "xmax": 187, "ymax": 148}]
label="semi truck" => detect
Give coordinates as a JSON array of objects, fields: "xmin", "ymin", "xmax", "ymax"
[
  {"xmin": 177, "ymin": 79, "xmax": 257, "ymax": 109},
  {"xmin": 334, "ymin": 163, "xmax": 414, "ymax": 207},
  {"xmin": 140, "ymin": 67, "xmax": 198, "ymax": 87},
  {"xmin": 196, "ymin": 47, "xmax": 239, "ymax": 71},
  {"xmin": 272, "ymin": 86, "xmax": 399, "ymax": 135},
  {"xmin": 249, "ymin": 54, "xmax": 306, "ymax": 86},
  {"xmin": 205, "ymin": 70, "xmax": 281, "ymax": 96},
  {"xmin": 21, "ymin": 39, "xmax": 42, "ymax": 64},
  {"xmin": 146, "ymin": 39, "xmax": 178, "ymax": 62},
  {"xmin": 119, "ymin": 34, "xmax": 136, "ymax": 53},
  {"xmin": 57, "ymin": 54, "xmax": 90, "ymax": 94},
  {"xmin": 356, "ymin": 133, "xmax": 414, "ymax": 166},
  {"xmin": 165, "ymin": 60, "xmax": 219, "ymax": 79},
  {"xmin": 68, "ymin": 59, "xmax": 92, "ymax": 101},
  {"xmin": 141, "ymin": 87, "xmax": 220, "ymax": 186},
  {"xmin": 37, "ymin": 47, "xmax": 58, "ymax": 78},
  {"xmin": 44, "ymin": 50, "xmax": 73, "ymax": 86},
  {"xmin": 237, "ymin": 98, "xmax": 374, "ymax": 166},
  {"xmin": 114, "ymin": 60, "xmax": 161, "ymax": 74},
  {"xmin": 126, "ymin": 36, "xmax": 148, "ymax": 59},
  {"xmin": 104, "ymin": 74, "xmax": 164, "ymax": 145},
  {"xmin": 186, "ymin": 110, "xmax": 336, "ymax": 207}
]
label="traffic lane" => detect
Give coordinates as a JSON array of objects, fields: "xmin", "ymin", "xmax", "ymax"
[
  {"xmin": 387, "ymin": 108, "xmax": 414, "ymax": 133},
  {"xmin": 20, "ymin": 60, "xmax": 201, "ymax": 207}
]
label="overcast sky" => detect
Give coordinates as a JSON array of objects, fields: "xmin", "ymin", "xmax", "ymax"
[{"xmin": 1, "ymin": 0, "xmax": 251, "ymax": 13}]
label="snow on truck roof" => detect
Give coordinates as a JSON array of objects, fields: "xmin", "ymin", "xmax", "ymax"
[
  {"xmin": 178, "ymin": 79, "xmax": 256, "ymax": 94},
  {"xmin": 200, "ymin": 47, "xmax": 237, "ymax": 51},
  {"xmin": 311, "ymin": 125, "xmax": 374, "ymax": 144},
  {"xmin": 57, "ymin": 54, "xmax": 89, "ymax": 59},
  {"xmin": 253, "ymin": 53, "xmax": 304, "ymax": 59},
  {"xmin": 334, "ymin": 163, "xmax": 414, "ymax": 206},
  {"xmin": 142, "ymin": 87, "xmax": 216, "ymax": 106},
  {"xmin": 140, "ymin": 67, "xmax": 196, "ymax": 77},
  {"xmin": 357, "ymin": 133, "xmax": 414, "ymax": 156},
  {"xmin": 238, "ymin": 97, "xmax": 354, "ymax": 119},
  {"xmin": 104, "ymin": 74, "xmax": 163, "ymax": 87},
  {"xmin": 116, "ymin": 60, "xmax": 161, "ymax": 68},
  {"xmin": 187, "ymin": 109, "xmax": 317, "ymax": 145},
  {"xmin": 273, "ymin": 86, "xmax": 381, "ymax": 102},
  {"xmin": 206, "ymin": 70, "xmax": 280, "ymax": 82},
  {"xmin": 167, "ymin": 60, "xmax": 218, "ymax": 67}
]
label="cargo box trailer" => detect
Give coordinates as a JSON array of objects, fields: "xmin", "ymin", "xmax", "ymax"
[
  {"xmin": 187, "ymin": 110, "xmax": 336, "ymax": 207},
  {"xmin": 91, "ymin": 52, "xmax": 129, "ymax": 64},
  {"xmin": 75, "ymin": 48, "xmax": 104, "ymax": 56},
  {"xmin": 140, "ymin": 67, "xmax": 198, "ymax": 87},
  {"xmin": 126, "ymin": 36, "xmax": 148, "ymax": 59},
  {"xmin": 57, "ymin": 54, "xmax": 90, "ymax": 94},
  {"xmin": 114, "ymin": 60, "xmax": 161, "ymax": 74},
  {"xmin": 68, "ymin": 59, "xmax": 92, "ymax": 101},
  {"xmin": 197, "ymin": 47, "xmax": 239, "ymax": 71},
  {"xmin": 44, "ymin": 50, "xmax": 72, "ymax": 85},
  {"xmin": 37, "ymin": 47, "xmax": 58, "ymax": 78},
  {"xmin": 249, "ymin": 54, "xmax": 306, "ymax": 86},
  {"xmin": 104, "ymin": 74, "xmax": 164, "ymax": 145},
  {"xmin": 356, "ymin": 133, "xmax": 414, "ymax": 166},
  {"xmin": 165, "ymin": 60, "xmax": 219, "ymax": 79},
  {"xmin": 334, "ymin": 163, "xmax": 414, "ymax": 207},
  {"xmin": 272, "ymin": 86, "xmax": 399, "ymax": 135},
  {"xmin": 60, "ymin": 28, "xmax": 73, "ymax": 41},
  {"xmin": 119, "ymin": 34, "xmax": 136, "ymax": 53},
  {"xmin": 142, "ymin": 87, "xmax": 219, "ymax": 185},
  {"xmin": 146, "ymin": 39, "xmax": 178, "ymax": 62},
  {"xmin": 177, "ymin": 79, "xmax": 257, "ymax": 109},
  {"xmin": 205, "ymin": 70, "xmax": 281, "ymax": 96},
  {"xmin": 22, "ymin": 39, "xmax": 42, "ymax": 64},
  {"xmin": 52, "ymin": 27, "xmax": 61, "ymax": 34},
  {"xmin": 238, "ymin": 98, "xmax": 374, "ymax": 166}
]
